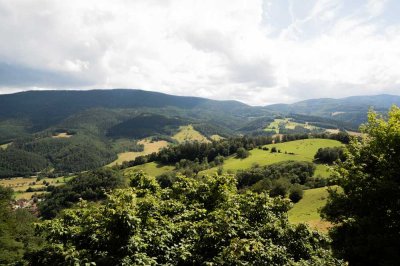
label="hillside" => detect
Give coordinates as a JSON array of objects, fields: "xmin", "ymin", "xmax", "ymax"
[
  {"xmin": 0, "ymin": 89, "xmax": 387, "ymax": 177},
  {"xmin": 0, "ymin": 89, "xmax": 255, "ymax": 133}
]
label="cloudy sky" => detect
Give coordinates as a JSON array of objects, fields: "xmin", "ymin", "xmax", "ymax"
[{"xmin": 0, "ymin": 0, "xmax": 399, "ymax": 105}]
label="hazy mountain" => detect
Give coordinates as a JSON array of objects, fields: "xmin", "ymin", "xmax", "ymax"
[{"xmin": 265, "ymin": 94, "xmax": 400, "ymax": 125}]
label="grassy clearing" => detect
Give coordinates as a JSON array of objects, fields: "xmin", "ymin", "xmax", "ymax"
[
  {"xmin": 108, "ymin": 139, "xmax": 169, "ymax": 167},
  {"xmin": 264, "ymin": 118, "xmax": 322, "ymax": 133},
  {"xmin": 202, "ymin": 138, "xmax": 342, "ymax": 176},
  {"xmin": 288, "ymin": 186, "xmax": 332, "ymax": 232},
  {"xmin": 0, "ymin": 142, "xmax": 12, "ymax": 150},
  {"xmin": 52, "ymin": 132, "xmax": 73, "ymax": 138},
  {"xmin": 0, "ymin": 176, "xmax": 71, "ymax": 199},
  {"xmin": 210, "ymin": 134, "xmax": 224, "ymax": 141},
  {"xmin": 173, "ymin": 125, "xmax": 210, "ymax": 143},
  {"xmin": 124, "ymin": 162, "xmax": 175, "ymax": 177}
]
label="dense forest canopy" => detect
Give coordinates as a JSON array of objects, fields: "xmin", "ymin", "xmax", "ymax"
[{"xmin": 28, "ymin": 172, "xmax": 343, "ymax": 265}]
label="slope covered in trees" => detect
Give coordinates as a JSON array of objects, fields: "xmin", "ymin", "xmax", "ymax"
[{"xmin": 0, "ymin": 148, "xmax": 48, "ymax": 178}]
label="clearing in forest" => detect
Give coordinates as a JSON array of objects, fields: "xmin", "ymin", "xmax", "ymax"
[
  {"xmin": 288, "ymin": 186, "xmax": 335, "ymax": 232},
  {"xmin": 52, "ymin": 132, "xmax": 73, "ymax": 138},
  {"xmin": 173, "ymin": 125, "xmax": 210, "ymax": 143},
  {"xmin": 108, "ymin": 139, "xmax": 169, "ymax": 166}
]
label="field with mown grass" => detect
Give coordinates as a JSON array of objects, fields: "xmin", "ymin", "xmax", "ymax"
[
  {"xmin": 264, "ymin": 118, "xmax": 323, "ymax": 133},
  {"xmin": 0, "ymin": 142, "xmax": 12, "ymax": 150},
  {"xmin": 288, "ymin": 186, "xmax": 336, "ymax": 232},
  {"xmin": 108, "ymin": 139, "xmax": 169, "ymax": 167},
  {"xmin": 0, "ymin": 176, "xmax": 73, "ymax": 200},
  {"xmin": 202, "ymin": 138, "xmax": 342, "ymax": 177},
  {"xmin": 51, "ymin": 132, "xmax": 73, "ymax": 138},
  {"xmin": 124, "ymin": 162, "xmax": 175, "ymax": 177},
  {"xmin": 173, "ymin": 125, "xmax": 210, "ymax": 143}
]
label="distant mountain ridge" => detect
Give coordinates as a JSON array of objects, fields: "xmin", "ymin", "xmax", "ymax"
[
  {"xmin": 265, "ymin": 94, "xmax": 400, "ymax": 125},
  {"xmin": 1, "ymin": 90, "xmax": 399, "ymax": 140}
]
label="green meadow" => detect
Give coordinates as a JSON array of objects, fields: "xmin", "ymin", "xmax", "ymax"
[
  {"xmin": 203, "ymin": 138, "xmax": 342, "ymax": 177},
  {"xmin": 288, "ymin": 186, "xmax": 335, "ymax": 232},
  {"xmin": 125, "ymin": 162, "xmax": 175, "ymax": 177}
]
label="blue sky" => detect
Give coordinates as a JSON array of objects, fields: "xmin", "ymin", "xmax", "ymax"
[{"xmin": 0, "ymin": 0, "xmax": 399, "ymax": 105}]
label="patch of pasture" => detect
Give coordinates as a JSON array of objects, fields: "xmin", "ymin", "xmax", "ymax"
[
  {"xmin": 210, "ymin": 134, "xmax": 224, "ymax": 141},
  {"xmin": 202, "ymin": 138, "xmax": 343, "ymax": 177},
  {"xmin": 0, "ymin": 142, "xmax": 12, "ymax": 150},
  {"xmin": 173, "ymin": 125, "xmax": 210, "ymax": 143},
  {"xmin": 0, "ymin": 176, "xmax": 70, "ymax": 199},
  {"xmin": 108, "ymin": 139, "xmax": 169, "ymax": 167},
  {"xmin": 125, "ymin": 162, "xmax": 175, "ymax": 177},
  {"xmin": 52, "ymin": 132, "xmax": 73, "ymax": 138},
  {"xmin": 264, "ymin": 118, "xmax": 323, "ymax": 133},
  {"xmin": 288, "ymin": 186, "xmax": 333, "ymax": 232}
]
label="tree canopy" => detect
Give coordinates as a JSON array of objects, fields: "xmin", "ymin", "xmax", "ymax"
[
  {"xmin": 29, "ymin": 172, "xmax": 342, "ymax": 265},
  {"xmin": 321, "ymin": 106, "xmax": 400, "ymax": 265}
]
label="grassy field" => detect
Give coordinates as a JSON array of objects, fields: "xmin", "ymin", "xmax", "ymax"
[
  {"xmin": 0, "ymin": 176, "xmax": 72, "ymax": 200},
  {"xmin": 264, "ymin": 118, "xmax": 322, "ymax": 133},
  {"xmin": 202, "ymin": 138, "xmax": 342, "ymax": 176},
  {"xmin": 210, "ymin": 134, "xmax": 224, "ymax": 141},
  {"xmin": 108, "ymin": 139, "xmax": 169, "ymax": 167},
  {"xmin": 173, "ymin": 125, "xmax": 210, "ymax": 143},
  {"xmin": 52, "ymin": 132, "xmax": 73, "ymax": 138},
  {"xmin": 0, "ymin": 142, "xmax": 12, "ymax": 149},
  {"xmin": 288, "ymin": 186, "xmax": 333, "ymax": 232},
  {"xmin": 124, "ymin": 162, "xmax": 175, "ymax": 177}
]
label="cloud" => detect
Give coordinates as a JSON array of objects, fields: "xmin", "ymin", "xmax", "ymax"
[{"xmin": 0, "ymin": 0, "xmax": 399, "ymax": 105}]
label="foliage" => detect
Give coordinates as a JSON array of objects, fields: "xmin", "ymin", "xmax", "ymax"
[
  {"xmin": 0, "ymin": 148, "xmax": 48, "ymax": 178},
  {"xmin": 107, "ymin": 113, "xmax": 186, "ymax": 139},
  {"xmin": 0, "ymin": 185, "xmax": 42, "ymax": 265},
  {"xmin": 39, "ymin": 168, "xmax": 125, "ymax": 219},
  {"xmin": 321, "ymin": 106, "xmax": 400, "ymax": 265},
  {"xmin": 236, "ymin": 147, "xmax": 250, "ymax": 159},
  {"xmin": 13, "ymin": 134, "xmax": 117, "ymax": 174},
  {"xmin": 236, "ymin": 161, "xmax": 316, "ymax": 189},
  {"xmin": 314, "ymin": 147, "xmax": 345, "ymax": 164},
  {"xmin": 148, "ymin": 136, "xmax": 273, "ymax": 168},
  {"xmin": 29, "ymin": 172, "xmax": 342, "ymax": 265},
  {"xmin": 289, "ymin": 184, "xmax": 304, "ymax": 203},
  {"xmin": 111, "ymin": 139, "xmax": 144, "ymax": 153}
]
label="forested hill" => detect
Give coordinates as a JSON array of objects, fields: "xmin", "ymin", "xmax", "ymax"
[
  {"xmin": 265, "ymin": 94, "xmax": 400, "ymax": 125},
  {"xmin": 0, "ymin": 89, "xmax": 252, "ymax": 130}
]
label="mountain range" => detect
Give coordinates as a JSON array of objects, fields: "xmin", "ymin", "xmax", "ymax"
[{"xmin": 1, "ymin": 89, "xmax": 400, "ymax": 142}]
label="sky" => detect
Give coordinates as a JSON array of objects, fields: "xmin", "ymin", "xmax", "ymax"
[{"xmin": 0, "ymin": 0, "xmax": 399, "ymax": 105}]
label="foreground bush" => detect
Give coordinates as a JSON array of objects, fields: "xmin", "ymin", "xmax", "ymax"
[{"xmin": 28, "ymin": 172, "xmax": 342, "ymax": 265}]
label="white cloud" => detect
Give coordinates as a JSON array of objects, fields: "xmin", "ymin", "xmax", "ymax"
[{"xmin": 0, "ymin": 0, "xmax": 399, "ymax": 105}]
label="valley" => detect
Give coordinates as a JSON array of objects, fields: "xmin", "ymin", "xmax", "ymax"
[{"xmin": 1, "ymin": 89, "xmax": 399, "ymax": 265}]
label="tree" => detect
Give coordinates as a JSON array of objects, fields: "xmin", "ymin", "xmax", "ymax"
[
  {"xmin": 321, "ymin": 106, "xmax": 400, "ymax": 266},
  {"xmin": 314, "ymin": 147, "xmax": 345, "ymax": 164},
  {"xmin": 29, "ymin": 172, "xmax": 342, "ymax": 265},
  {"xmin": 236, "ymin": 147, "xmax": 250, "ymax": 159},
  {"xmin": 289, "ymin": 184, "xmax": 304, "ymax": 203}
]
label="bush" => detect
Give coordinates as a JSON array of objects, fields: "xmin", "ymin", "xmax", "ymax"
[
  {"xmin": 236, "ymin": 147, "xmax": 250, "ymax": 159},
  {"xmin": 289, "ymin": 185, "xmax": 304, "ymax": 203},
  {"xmin": 269, "ymin": 178, "xmax": 290, "ymax": 197}
]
